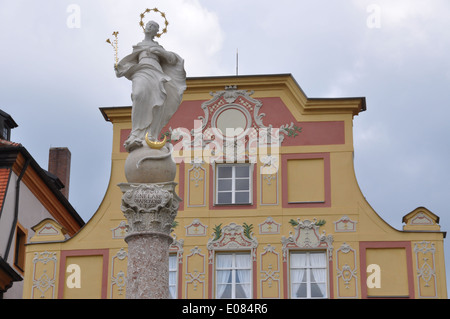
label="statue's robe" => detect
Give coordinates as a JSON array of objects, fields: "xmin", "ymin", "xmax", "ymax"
[{"xmin": 116, "ymin": 45, "xmax": 186, "ymax": 148}]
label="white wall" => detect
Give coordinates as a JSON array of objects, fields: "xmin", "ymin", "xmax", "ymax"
[{"xmin": 2, "ymin": 171, "xmax": 57, "ymax": 299}]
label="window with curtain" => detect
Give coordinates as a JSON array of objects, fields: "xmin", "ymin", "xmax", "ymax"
[
  {"xmin": 215, "ymin": 252, "xmax": 252, "ymax": 298},
  {"xmin": 290, "ymin": 251, "xmax": 327, "ymax": 298},
  {"xmin": 169, "ymin": 254, "xmax": 177, "ymax": 299},
  {"xmin": 216, "ymin": 164, "xmax": 251, "ymax": 205}
]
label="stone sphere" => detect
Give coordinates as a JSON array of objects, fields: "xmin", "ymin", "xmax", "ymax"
[{"xmin": 124, "ymin": 143, "xmax": 176, "ymax": 183}]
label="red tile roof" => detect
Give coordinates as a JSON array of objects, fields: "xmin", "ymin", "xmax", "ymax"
[
  {"xmin": 0, "ymin": 139, "xmax": 18, "ymax": 212},
  {"xmin": 0, "ymin": 138, "xmax": 85, "ymax": 229},
  {"xmin": 0, "ymin": 139, "xmax": 21, "ymax": 147},
  {"xmin": 0, "ymin": 167, "xmax": 11, "ymax": 211}
]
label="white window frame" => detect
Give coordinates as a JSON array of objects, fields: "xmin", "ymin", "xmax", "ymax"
[
  {"xmin": 215, "ymin": 252, "xmax": 252, "ymax": 299},
  {"xmin": 169, "ymin": 254, "xmax": 178, "ymax": 299},
  {"xmin": 289, "ymin": 250, "xmax": 328, "ymax": 299},
  {"xmin": 215, "ymin": 163, "xmax": 253, "ymax": 205}
]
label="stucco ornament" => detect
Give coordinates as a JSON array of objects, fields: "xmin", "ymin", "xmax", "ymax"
[
  {"xmin": 282, "ymin": 218, "xmax": 334, "ymax": 261},
  {"xmin": 119, "ymin": 183, "xmax": 180, "ymax": 236},
  {"xmin": 115, "ymin": 19, "xmax": 186, "ymax": 152}
]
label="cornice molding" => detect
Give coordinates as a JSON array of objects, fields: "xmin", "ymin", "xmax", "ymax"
[{"xmin": 99, "ymin": 74, "xmax": 366, "ymax": 124}]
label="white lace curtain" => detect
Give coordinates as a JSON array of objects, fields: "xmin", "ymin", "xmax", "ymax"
[
  {"xmin": 216, "ymin": 254, "xmax": 233, "ymax": 298},
  {"xmin": 216, "ymin": 253, "xmax": 251, "ymax": 298},
  {"xmin": 290, "ymin": 252, "xmax": 307, "ymax": 297},
  {"xmin": 169, "ymin": 255, "xmax": 178, "ymax": 299},
  {"xmin": 290, "ymin": 252, "xmax": 327, "ymax": 298},
  {"xmin": 235, "ymin": 253, "xmax": 251, "ymax": 298},
  {"xmin": 310, "ymin": 252, "xmax": 327, "ymax": 297}
]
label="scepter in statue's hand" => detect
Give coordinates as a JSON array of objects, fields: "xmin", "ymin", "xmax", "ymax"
[{"xmin": 106, "ymin": 31, "xmax": 119, "ymax": 68}]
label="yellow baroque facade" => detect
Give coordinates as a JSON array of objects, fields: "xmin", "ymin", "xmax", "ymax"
[{"xmin": 22, "ymin": 74, "xmax": 447, "ymax": 299}]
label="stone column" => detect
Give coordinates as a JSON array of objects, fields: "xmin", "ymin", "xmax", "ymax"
[
  {"xmin": 119, "ymin": 142, "xmax": 180, "ymax": 299},
  {"xmin": 119, "ymin": 182, "xmax": 181, "ymax": 299}
]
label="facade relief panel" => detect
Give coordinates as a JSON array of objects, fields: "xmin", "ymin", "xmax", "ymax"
[
  {"xmin": 187, "ymin": 161, "xmax": 206, "ymax": 207},
  {"xmin": 260, "ymin": 156, "xmax": 279, "ymax": 206},
  {"xmin": 258, "ymin": 217, "xmax": 281, "ymax": 235},
  {"xmin": 414, "ymin": 241, "xmax": 437, "ymax": 298},
  {"xmin": 260, "ymin": 244, "xmax": 281, "ymax": 298},
  {"xmin": 185, "ymin": 246, "xmax": 206, "ymax": 299},
  {"xmin": 110, "ymin": 248, "xmax": 127, "ymax": 298},
  {"xmin": 336, "ymin": 242, "xmax": 358, "ymax": 298},
  {"xmin": 185, "ymin": 218, "xmax": 208, "ymax": 237},
  {"xmin": 31, "ymin": 251, "xmax": 58, "ymax": 299},
  {"xmin": 334, "ymin": 216, "xmax": 357, "ymax": 232}
]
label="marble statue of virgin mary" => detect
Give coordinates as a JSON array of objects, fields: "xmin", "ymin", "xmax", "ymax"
[{"xmin": 115, "ymin": 21, "xmax": 186, "ymax": 152}]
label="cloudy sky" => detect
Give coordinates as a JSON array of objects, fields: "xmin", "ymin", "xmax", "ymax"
[{"xmin": 1, "ymin": 0, "xmax": 449, "ymax": 295}]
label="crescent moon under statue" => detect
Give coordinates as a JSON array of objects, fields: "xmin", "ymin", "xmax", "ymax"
[{"xmin": 145, "ymin": 132, "xmax": 167, "ymax": 149}]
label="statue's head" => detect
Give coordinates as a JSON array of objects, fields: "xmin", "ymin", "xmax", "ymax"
[{"xmin": 145, "ymin": 21, "xmax": 160, "ymax": 37}]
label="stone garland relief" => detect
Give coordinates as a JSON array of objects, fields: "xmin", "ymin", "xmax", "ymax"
[
  {"xmin": 170, "ymin": 234, "xmax": 185, "ymax": 261},
  {"xmin": 111, "ymin": 221, "xmax": 128, "ymax": 239},
  {"xmin": 260, "ymin": 155, "xmax": 279, "ymax": 206},
  {"xmin": 260, "ymin": 244, "xmax": 281, "ymax": 299},
  {"xmin": 258, "ymin": 217, "xmax": 281, "ymax": 235},
  {"xmin": 410, "ymin": 212, "xmax": 434, "ymax": 225},
  {"xmin": 207, "ymin": 223, "xmax": 258, "ymax": 262},
  {"xmin": 188, "ymin": 161, "xmax": 206, "ymax": 207},
  {"xmin": 336, "ymin": 243, "xmax": 358, "ymax": 298},
  {"xmin": 185, "ymin": 246, "xmax": 206, "ymax": 299},
  {"xmin": 110, "ymin": 248, "xmax": 128, "ymax": 298},
  {"xmin": 31, "ymin": 251, "xmax": 58, "ymax": 299},
  {"xmin": 414, "ymin": 241, "xmax": 437, "ymax": 298},
  {"xmin": 281, "ymin": 218, "xmax": 333, "ymax": 298},
  {"xmin": 163, "ymin": 86, "xmax": 303, "ymax": 164},
  {"xmin": 334, "ymin": 216, "xmax": 357, "ymax": 232},
  {"xmin": 36, "ymin": 223, "xmax": 60, "ymax": 236},
  {"xmin": 185, "ymin": 218, "xmax": 208, "ymax": 237},
  {"xmin": 207, "ymin": 223, "xmax": 258, "ymax": 298},
  {"xmin": 282, "ymin": 218, "xmax": 334, "ymax": 261}
]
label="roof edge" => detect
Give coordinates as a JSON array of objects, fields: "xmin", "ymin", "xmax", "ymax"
[{"xmin": 0, "ymin": 143, "xmax": 85, "ymax": 228}]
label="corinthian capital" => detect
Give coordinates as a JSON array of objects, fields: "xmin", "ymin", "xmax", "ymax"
[{"xmin": 118, "ymin": 182, "xmax": 181, "ymax": 238}]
